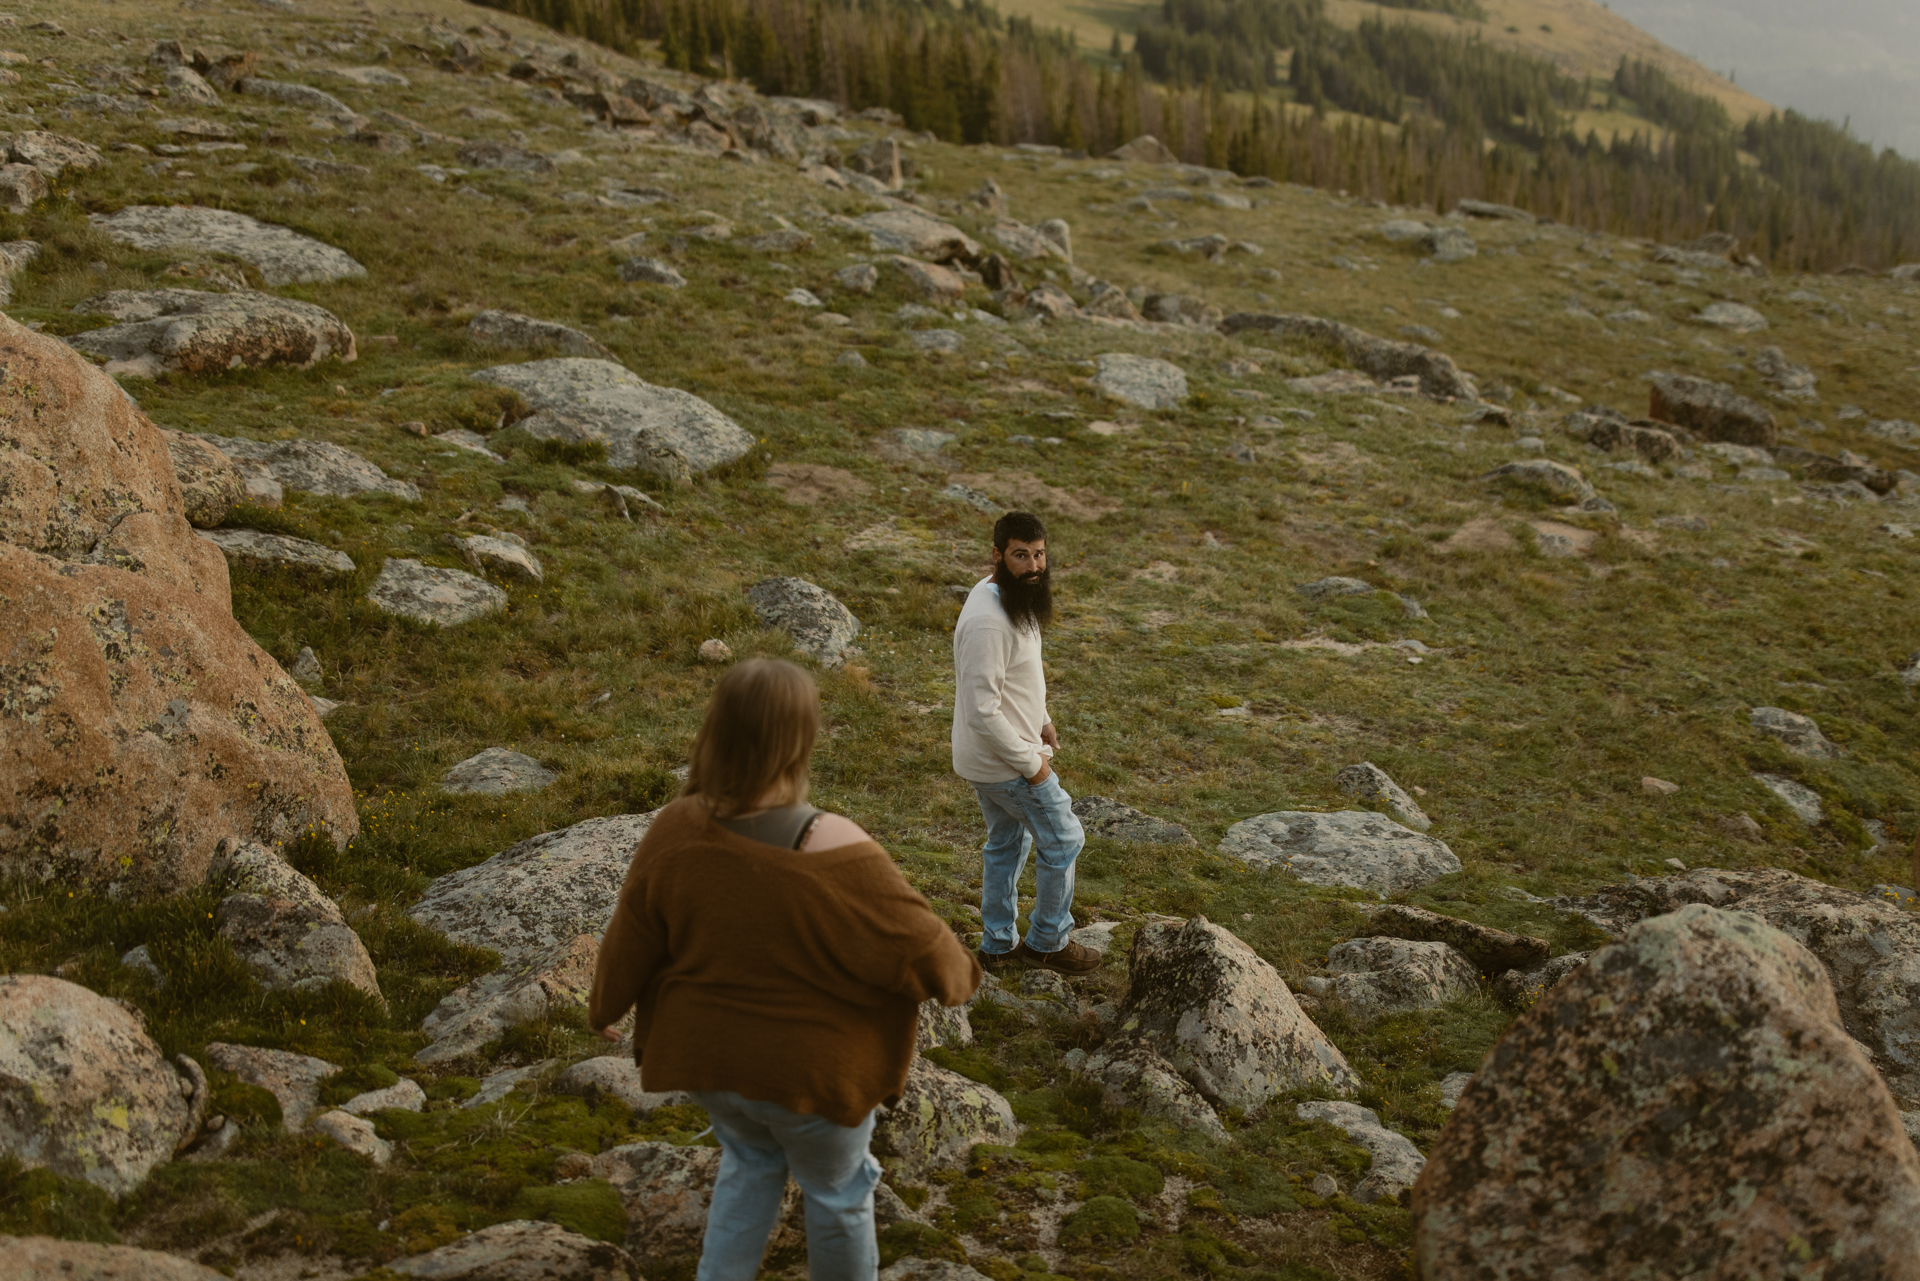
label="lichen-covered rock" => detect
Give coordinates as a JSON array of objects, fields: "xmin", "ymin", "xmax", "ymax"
[
  {"xmin": 207, "ymin": 839, "xmax": 382, "ymax": 1004},
  {"xmin": 66, "ymin": 290, "xmax": 356, "ymax": 378},
  {"xmin": 851, "ymin": 209, "xmax": 981, "ymax": 261},
  {"xmin": 886, "ymin": 255, "xmax": 966, "ymax": 302},
  {"xmin": 1362, "ymin": 903, "xmax": 1550, "ymax": 975},
  {"xmin": 0, "ymin": 1236, "xmax": 226, "ymax": 1280},
  {"xmin": 440, "ymin": 747, "xmax": 558, "ymax": 795},
  {"xmin": 159, "ymin": 429, "xmax": 242, "ymax": 528},
  {"xmin": 466, "ymin": 309, "xmax": 615, "ymax": 361},
  {"xmin": 1071, "ymin": 796, "xmax": 1194, "ymax": 844},
  {"xmin": 592, "ymin": 1141, "xmax": 801, "ymax": 1263},
  {"xmin": 553, "ymin": 1056, "xmax": 691, "ymax": 1114},
  {"xmin": 90, "ymin": 206, "xmax": 366, "ymax": 287},
  {"xmin": 198, "ymin": 528, "xmax": 355, "ymax": 574},
  {"xmin": 1648, "ymin": 372, "xmax": 1778, "ymax": 447},
  {"xmin": 194, "ymin": 435, "xmax": 418, "ymax": 501},
  {"xmin": 1309, "ymin": 937, "xmax": 1478, "ymax": 1019},
  {"xmin": 0, "ymin": 975, "xmax": 203, "ymax": 1195},
  {"xmin": 1492, "ymin": 950, "xmax": 1592, "ymax": 1009},
  {"xmin": 367, "ymin": 559, "xmax": 507, "ymax": 626},
  {"xmin": 418, "ymin": 934, "xmax": 600, "ymax": 1064},
  {"xmin": 459, "ymin": 533, "xmax": 543, "ymax": 583},
  {"xmin": 1750, "ymin": 705, "xmax": 1843, "ymax": 758},
  {"xmin": 1480, "ymin": 457, "xmax": 1598, "ymax": 504},
  {"xmin": 1090, "ymin": 353, "xmax": 1188, "ymax": 410},
  {"xmin": 311, "ymin": 1109, "xmax": 391, "ymax": 1165},
  {"xmin": 1120, "ymin": 917, "xmax": 1359, "ymax": 1109},
  {"xmin": 0, "ymin": 314, "xmax": 356, "ymax": 894},
  {"xmin": 1297, "ymin": 1101, "xmax": 1425, "ymax": 1203},
  {"xmin": 1221, "ymin": 313, "xmax": 1477, "ymax": 400},
  {"xmin": 1413, "ymin": 905, "xmax": 1920, "ymax": 1275},
  {"xmin": 1218, "ymin": 811, "xmax": 1461, "ymax": 895},
  {"xmin": 917, "ymin": 998, "xmax": 973, "ymax": 1051},
  {"xmin": 1080, "ymin": 1037, "xmax": 1228, "ymax": 1139},
  {"xmin": 236, "ymin": 77, "xmax": 355, "ymax": 115},
  {"xmin": 871, "ymin": 1057, "xmax": 1020, "ymax": 1180},
  {"xmin": 472, "ymin": 357, "xmax": 753, "ymax": 481},
  {"xmin": 1334, "ymin": 762, "xmax": 1431, "ymax": 831},
  {"xmin": 2, "ymin": 130, "xmax": 105, "ymax": 179},
  {"xmin": 389, "ymin": 1220, "xmax": 634, "ymax": 1281},
  {"xmin": 1553, "ymin": 866, "xmax": 1920, "ymax": 1100},
  {"xmin": 747, "ymin": 576, "xmax": 861, "ymax": 666},
  {"xmin": 204, "ymin": 1042, "xmax": 338, "ymax": 1131}
]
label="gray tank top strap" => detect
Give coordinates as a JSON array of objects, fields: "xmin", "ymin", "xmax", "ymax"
[{"xmin": 716, "ymin": 803, "xmax": 824, "ymax": 850}]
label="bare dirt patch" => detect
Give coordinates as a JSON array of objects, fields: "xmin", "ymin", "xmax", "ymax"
[
  {"xmin": 953, "ymin": 471, "xmax": 1121, "ymax": 521},
  {"xmin": 766, "ymin": 463, "xmax": 871, "ymax": 505}
]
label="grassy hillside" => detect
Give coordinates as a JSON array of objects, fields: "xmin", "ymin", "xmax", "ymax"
[{"xmin": 1, "ymin": 0, "xmax": 1918, "ymax": 1276}]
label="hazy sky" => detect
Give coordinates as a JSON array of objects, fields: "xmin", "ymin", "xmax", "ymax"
[{"xmin": 1603, "ymin": 0, "xmax": 1920, "ymax": 158}]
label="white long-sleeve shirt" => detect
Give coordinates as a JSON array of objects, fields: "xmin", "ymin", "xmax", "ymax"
[{"xmin": 951, "ymin": 577, "xmax": 1049, "ymax": 783}]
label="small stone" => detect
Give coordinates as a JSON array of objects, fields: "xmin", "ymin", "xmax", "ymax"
[
  {"xmin": 441, "ymin": 748, "xmax": 558, "ymax": 795},
  {"xmin": 1319, "ymin": 937, "xmax": 1479, "ymax": 1020},
  {"xmin": 833, "ymin": 262, "xmax": 879, "ymax": 294},
  {"xmin": 311, "ymin": 1109, "xmax": 392, "ymax": 1165},
  {"xmin": 1365, "ymin": 904, "xmax": 1549, "ymax": 974},
  {"xmin": 1311, "ymin": 1172, "xmax": 1340, "ymax": 1197},
  {"xmin": 290, "ymin": 647, "xmax": 322, "ymax": 683},
  {"xmin": 1695, "ymin": 301, "xmax": 1768, "ymax": 332},
  {"xmin": 910, "ymin": 328, "xmax": 963, "ymax": 353},
  {"xmin": 342, "ymin": 1078, "xmax": 426, "ymax": 1116},
  {"xmin": 68, "ymin": 289, "xmax": 356, "ymax": 378},
  {"xmin": 1437, "ymin": 1071, "xmax": 1473, "ymax": 1109},
  {"xmin": 746, "ymin": 576, "xmax": 860, "ymax": 667},
  {"xmin": 784, "ymin": 287, "xmax": 824, "ymax": 307},
  {"xmin": 120, "ymin": 944, "xmax": 164, "ymax": 984},
  {"xmin": 1642, "ymin": 776, "xmax": 1680, "ymax": 795},
  {"xmin": 210, "ymin": 839, "xmax": 383, "ymax": 1004},
  {"xmin": 870, "ymin": 1057, "xmax": 1019, "ymax": 1180},
  {"xmin": 619, "ymin": 257, "xmax": 688, "ymax": 287},
  {"xmin": 1296, "ymin": 576, "xmax": 1374, "ymax": 600},
  {"xmin": 835, "ymin": 350, "xmax": 868, "ymax": 368},
  {"xmin": 460, "ymin": 533, "xmax": 543, "ymax": 582},
  {"xmin": 195, "ymin": 435, "xmax": 417, "ymax": 502},
  {"xmin": 697, "ymin": 638, "xmax": 732, "ymax": 663}
]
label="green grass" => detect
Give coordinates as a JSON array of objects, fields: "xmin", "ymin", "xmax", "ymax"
[{"xmin": 1, "ymin": 1, "xmax": 1917, "ymax": 1277}]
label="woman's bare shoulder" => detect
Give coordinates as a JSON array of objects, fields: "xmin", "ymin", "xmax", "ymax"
[{"xmin": 800, "ymin": 812, "xmax": 873, "ymax": 852}]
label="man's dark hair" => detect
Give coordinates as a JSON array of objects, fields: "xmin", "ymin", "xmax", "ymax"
[{"xmin": 993, "ymin": 511, "xmax": 1047, "ymax": 551}]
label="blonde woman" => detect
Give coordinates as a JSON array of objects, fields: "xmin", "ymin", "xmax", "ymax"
[{"xmin": 590, "ymin": 657, "xmax": 981, "ymax": 1281}]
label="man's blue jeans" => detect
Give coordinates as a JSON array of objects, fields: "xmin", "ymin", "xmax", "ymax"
[
  {"xmin": 970, "ymin": 772, "xmax": 1086, "ymax": 955},
  {"xmin": 692, "ymin": 1090, "xmax": 881, "ymax": 1281}
]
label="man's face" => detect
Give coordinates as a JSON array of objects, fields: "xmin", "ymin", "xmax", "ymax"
[{"xmin": 995, "ymin": 538, "xmax": 1046, "ymax": 580}]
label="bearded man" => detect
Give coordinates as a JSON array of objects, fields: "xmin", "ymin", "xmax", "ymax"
[{"xmin": 951, "ymin": 511, "xmax": 1097, "ymax": 975}]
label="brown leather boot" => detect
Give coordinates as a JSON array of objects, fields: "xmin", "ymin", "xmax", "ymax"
[{"xmin": 1015, "ymin": 938, "xmax": 1101, "ymax": 974}]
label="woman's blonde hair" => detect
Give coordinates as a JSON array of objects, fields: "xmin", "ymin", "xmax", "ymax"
[{"xmin": 683, "ymin": 658, "xmax": 820, "ymax": 819}]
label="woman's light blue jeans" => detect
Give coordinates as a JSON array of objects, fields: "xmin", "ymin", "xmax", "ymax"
[
  {"xmin": 969, "ymin": 771, "xmax": 1086, "ymax": 956},
  {"xmin": 691, "ymin": 1090, "xmax": 881, "ymax": 1281}
]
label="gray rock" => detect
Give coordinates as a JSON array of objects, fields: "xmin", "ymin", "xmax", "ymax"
[
  {"xmin": 120, "ymin": 944, "xmax": 164, "ymax": 984},
  {"xmin": 886, "ymin": 255, "xmax": 966, "ymax": 302},
  {"xmin": 1437, "ymin": 1070, "xmax": 1473, "ymax": 1109},
  {"xmin": 204, "ymin": 1042, "xmax": 338, "ymax": 1131},
  {"xmin": 1315, "ymin": 937, "xmax": 1479, "ymax": 1018},
  {"xmin": 1335, "ymin": 762, "xmax": 1430, "ymax": 830},
  {"xmin": 833, "ymin": 262, "xmax": 878, "ymax": 294},
  {"xmin": 747, "ymin": 576, "xmax": 861, "ymax": 667},
  {"xmin": 367, "ymin": 559, "xmax": 507, "ymax": 626},
  {"xmin": 467, "ymin": 309, "xmax": 615, "ymax": 360},
  {"xmin": 1754, "ymin": 772, "xmax": 1824, "ymax": 823},
  {"xmin": 1750, "ymin": 706, "xmax": 1843, "ymax": 759},
  {"xmin": 1482, "ymin": 458, "xmax": 1598, "ymax": 504},
  {"xmin": 418, "ymin": 936, "xmax": 600, "ymax": 1065},
  {"xmin": 1298, "ymin": 1100, "xmax": 1426, "ymax": 1202},
  {"xmin": 942, "ymin": 482, "xmax": 999, "ymax": 512},
  {"xmin": 197, "ymin": 529, "xmax": 354, "ymax": 574},
  {"xmin": 1037, "ymin": 218, "xmax": 1073, "ymax": 260},
  {"xmin": 1413, "ymin": 905, "xmax": 1920, "ymax": 1275},
  {"xmin": 460, "ymin": 533, "xmax": 543, "ymax": 583},
  {"xmin": 331, "ymin": 66, "xmax": 411, "ymax": 88},
  {"xmin": 164, "ymin": 65, "xmax": 220, "ymax": 105},
  {"xmin": 0, "ymin": 163, "xmax": 44, "ymax": 212},
  {"xmin": 90, "ymin": 206, "xmax": 366, "ymax": 286},
  {"xmin": 1, "ymin": 130, "xmax": 105, "ymax": 179},
  {"xmin": 1122, "ymin": 917, "xmax": 1360, "ymax": 1109},
  {"xmin": 1456, "ymin": 199, "xmax": 1534, "ymax": 220},
  {"xmin": 67, "ymin": 289, "xmax": 356, "ymax": 378},
  {"xmin": 1071, "ymin": 796, "xmax": 1194, "ymax": 844},
  {"xmin": 465, "ymin": 1062, "xmax": 552, "ymax": 1109},
  {"xmin": 1380, "ymin": 219, "xmax": 1430, "ymax": 242},
  {"xmin": 871, "ymin": 1057, "xmax": 1019, "ymax": 1180},
  {"xmin": 0, "ymin": 237, "xmax": 40, "ymax": 305},
  {"xmin": 851, "ymin": 209, "xmax": 981, "ymax": 261},
  {"xmin": 591, "ymin": 1141, "xmax": 792, "ymax": 1264},
  {"xmin": 1492, "ymin": 951, "xmax": 1592, "ymax": 1009},
  {"xmin": 436, "ymin": 429, "xmax": 503, "ymax": 461},
  {"xmin": 342, "ymin": 1078, "xmax": 425, "ymax": 1116},
  {"xmin": 1553, "ymin": 866, "xmax": 1920, "ymax": 1099},
  {"xmin": 1296, "ymin": 575, "xmax": 1374, "ymax": 600},
  {"xmin": 1090, "ymin": 353, "xmax": 1188, "ymax": 410},
  {"xmin": 0, "ymin": 1238, "xmax": 226, "ymax": 1280},
  {"xmin": 1221, "ymin": 313, "xmax": 1477, "ymax": 401},
  {"xmin": 311, "ymin": 1109, "xmax": 391, "ymax": 1165},
  {"xmin": 880, "ymin": 1262, "xmax": 994, "ymax": 1281},
  {"xmin": 1649, "ymin": 373, "xmax": 1777, "ymax": 448},
  {"xmin": 0, "ymin": 975, "xmax": 202, "ymax": 1195},
  {"xmin": 553, "ymin": 1056, "xmax": 692, "ymax": 1115},
  {"xmin": 237, "ymin": 77, "xmax": 354, "ymax": 115},
  {"xmin": 208, "ymin": 839, "xmax": 383, "ymax": 1004},
  {"xmin": 619, "ymin": 257, "xmax": 688, "ymax": 287},
  {"xmin": 989, "ymin": 220, "xmax": 1066, "ymax": 262},
  {"xmin": 1081, "ymin": 1036, "xmax": 1228, "ymax": 1138},
  {"xmin": 441, "ymin": 748, "xmax": 558, "ymax": 796},
  {"xmin": 1696, "ymin": 301, "xmax": 1767, "ymax": 332},
  {"xmin": 1220, "ymin": 811, "xmax": 1461, "ymax": 894},
  {"xmin": 158, "ymin": 430, "xmax": 243, "ymax": 529},
  {"xmin": 388, "ymin": 1220, "xmax": 634, "ymax": 1281},
  {"xmin": 917, "ymin": 999, "xmax": 973, "ymax": 1051},
  {"xmin": 472, "ymin": 358, "xmax": 752, "ymax": 482},
  {"xmin": 891, "ymin": 428, "xmax": 955, "ymax": 453},
  {"xmin": 1364, "ymin": 903, "xmax": 1550, "ymax": 975},
  {"xmin": 195, "ymin": 435, "xmax": 417, "ymax": 501},
  {"xmin": 1423, "ymin": 227, "xmax": 1477, "ymax": 263},
  {"xmin": 910, "ymin": 328, "xmax": 963, "ymax": 353}
]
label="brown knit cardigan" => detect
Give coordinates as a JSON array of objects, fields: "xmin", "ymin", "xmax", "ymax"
[{"xmin": 588, "ymin": 796, "xmax": 981, "ymax": 1126}]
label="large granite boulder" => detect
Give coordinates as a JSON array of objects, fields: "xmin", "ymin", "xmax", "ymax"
[
  {"xmin": 194, "ymin": 435, "xmax": 418, "ymax": 501},
  {"xmin": 746, "ymin": 576, "xmax": 860, "ymax": 667},
  {"xmin": 1414, "ymin": 905, "xmax": 1920, "ymax": 1275},
  {"xmin": 1218, "ymin": 811, "xmax": 1461, "ymax": 895},
  {"xmin": 1554, "ymin": 867, "xmax": 1920, "ymax": 1101},
  {"xmin": 1221, "ymin": 313, "xmax": 1477, "ymax": 400},
  {"xmin": 367, "ymin": 559, "xmax": 507, "ymax": 627},
  {"xmin": 89, "ymin": 206, "xmax": 366, "ymax": 286},
  {"xmin": 66, "ymin": 289, "xmax": 356, "ymax": 378},
  {"xmin": 0, "ymin": 315, "xmax": 356, "ymax": 894},
  {"xmin": 0, "ymin": 975, "xmax": 205, "ymax": 1195},
  {"xmin": 1090, "ymin": 353, "xmax": 1188, "ymax": 410},
  {"xmin": 1121, "ymin": 917, "xmax": 1359, "ymax": 1109},
  {"xmin": 871, "ymin": 1057, "xmax": 1020, "ymax": 1180},
  {"xmin": 207, "ymin": 839, "xmax": 382, "ymax": 1004},
  {"xmin": 0, "ymin": 1236, "xmax": 225, "ymax": 1279},
  {"xmin": 472, "ymin": 358, "xmax": 753, "ymax": 482},
  {"xmin": 388, "ymin": 1220, "xmax": 634, "ymax": 1280}
]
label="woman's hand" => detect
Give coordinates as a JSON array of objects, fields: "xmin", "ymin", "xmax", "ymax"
[{"xmin": 594, "ymin": 1025, "xmax": 622, "ymax": 1043}]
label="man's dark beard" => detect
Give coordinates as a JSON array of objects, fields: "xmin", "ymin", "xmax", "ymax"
[{"xmin": 993, "ymin": 562, "xmax": 1052, "ymax": 632}]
